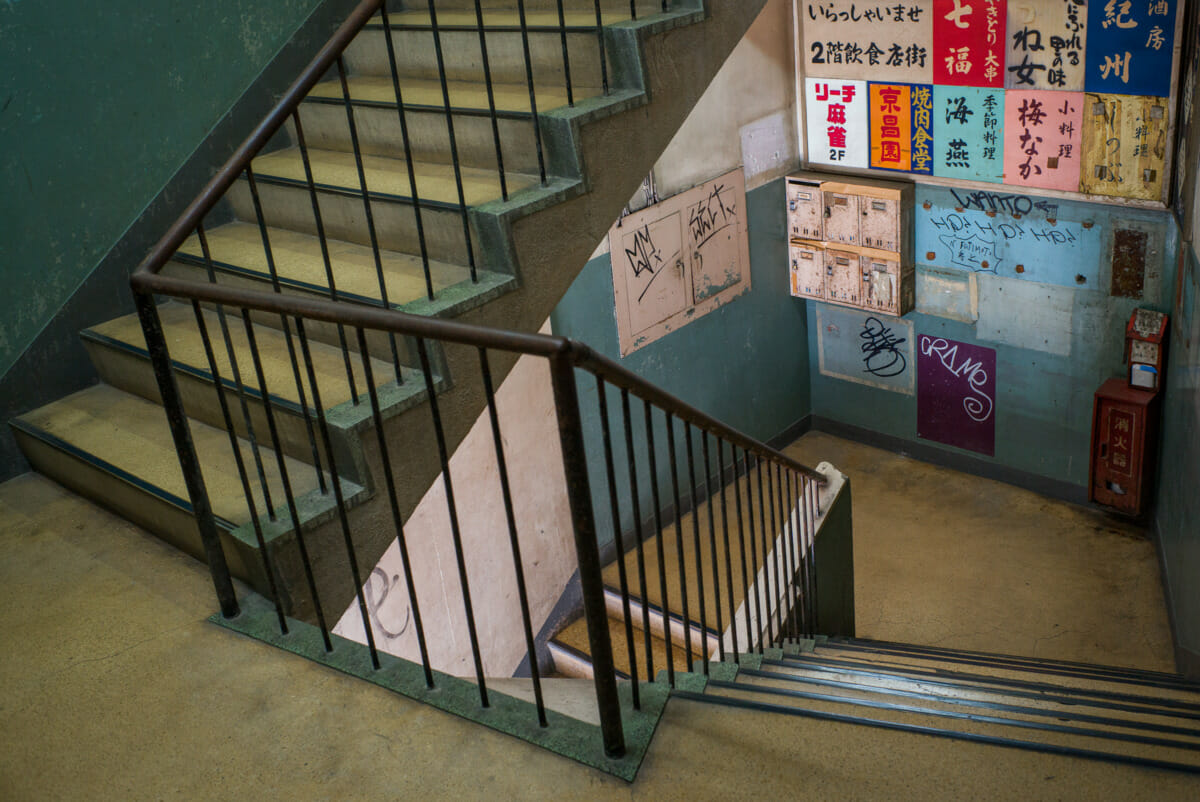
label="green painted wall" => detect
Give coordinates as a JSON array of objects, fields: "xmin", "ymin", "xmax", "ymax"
[
  {"xmin": 550, "ymin": 178, "xmax": 812, "ymax": 548},
  {"xmin": 0, "ymin": 0, "xmax": 327, "ymax": 380}
]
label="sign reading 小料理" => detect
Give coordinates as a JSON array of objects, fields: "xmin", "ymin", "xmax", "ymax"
[
  {"xmin": 806, "ymin": 78, "xmax": 870, "ymax": 168},
  {"xmin": 1002, "ymin": 89, "xmax": 1083, "ymax": 191},
  {"xmin": 917, "ymin": 334, "xmax": 996, "ymax": 455}
]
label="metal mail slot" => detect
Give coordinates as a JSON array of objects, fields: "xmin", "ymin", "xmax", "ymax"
[
  {"xmin": 823, "ymin": 192, "xmax": 860, "ymax": 245},
  {"xmin": 787, "ymin": 178, "xmax": 824, "ymax": 241}
]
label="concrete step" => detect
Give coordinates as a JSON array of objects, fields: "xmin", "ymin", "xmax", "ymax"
[
  {"xmin": 297, "ymin": 75, "xmax": 600, "ymax": 174},
  {"xmin": 10, "ymin": 384, "xmax": 365, "ymax": 593},
  {"xmin": 79, "ymin": 301, "xmax": 432, "ymax": 478},
  {"xmin": 550, "ymin": 612, "xmax": 691, "ymax": 682}
]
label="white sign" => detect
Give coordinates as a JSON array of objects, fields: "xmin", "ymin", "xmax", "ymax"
[{"xmin": 805, "ymin": 78, "xmax": 869, "ymax": 168}]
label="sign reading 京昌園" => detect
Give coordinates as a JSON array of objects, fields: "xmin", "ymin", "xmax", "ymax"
[
  {"xmin": 806, "ymin": 78, "xmax": 869, "ymax": 168},
  {"xmin": 1002, "ymin": 89, "xmax": 1083, "ymax": 191},
  {"xmin": 802, "ymin": 0, "xmax": 934, "ymax": 83},
  {"xmin": 933, "ymin": 86, "xmax": 1005, "ymax": 181},
  {"xmin": 917, "ymin": 334, "xmax": 996, "ymax": 456},
  {"xmin": 869, "ymin": 83, "xmax": 935, "ymax": 174},
  {"xmin": 1005, "ymin": 0, "xmax": 1089, "ymax": 90},
  {"xmin": 1085, "ymin": 0, "xmax": 1177, "ymax": 97},
  {"xmin": 933, "ymin": 0, "xmax": 1007, "ymax": 87}
]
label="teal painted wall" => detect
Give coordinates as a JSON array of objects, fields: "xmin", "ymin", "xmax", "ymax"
[
  {"xmin": 550, "ymin": 178, "xmax": 812, "ymax": 548},
  {"xmin": 1156, "ymin": 244, "xmax": 1200, "ymax": 672},
  {"xmin": 808, "ymin": 186, "xmax": 1179, "ymax": 492},
  {"xmin": 0, "ymin": 0, "xmax": 326, "ymax": 380}
]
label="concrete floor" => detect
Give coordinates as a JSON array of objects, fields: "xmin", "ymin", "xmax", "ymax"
[{"xmin": 1, "ymin": 433, "xmax": 1193, "ymax": 799}]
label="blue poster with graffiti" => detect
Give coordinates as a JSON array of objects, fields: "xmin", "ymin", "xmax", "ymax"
[
  {"xmin": 933, "ymin": 86, "xmax": 1005, "ymax": 183},
  {"xmin": 1085, "ymin": 0, "xmax": 1177, "ymax": 97}
]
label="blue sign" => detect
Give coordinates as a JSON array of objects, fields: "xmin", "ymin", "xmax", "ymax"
[
  {"xmin": 933, "ymin": 86, "xmax": 1005, "ymax": 183},
  {"xmin": 1085, "ymin": 0, "xmax": 1177, "ymax": 97}
]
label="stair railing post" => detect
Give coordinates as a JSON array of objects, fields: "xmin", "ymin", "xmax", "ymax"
[
  {"xmin": 133, "ymin": 290, "xmax": 239, "ymax": 619},
  {"xmin": 548, "ymin": 348, "xmax": 625, "ymax": 759}
]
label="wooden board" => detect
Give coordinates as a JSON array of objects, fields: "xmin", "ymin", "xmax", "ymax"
[{"xmin": 1079, "ymin": 93, "xmax": 1170, "ymax": 200}]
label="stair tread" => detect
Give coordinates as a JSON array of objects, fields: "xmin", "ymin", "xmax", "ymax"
[
  {"xmin": 378, "ymin": 8, "xmax": 634, "ymax": 28},
  {"xmin": 179, "ymin": 222, "xmax": 476, "ymax": 307},
  {"xmin": 308, "ymin": 74, "xmax": 602, "ymax": 114},
  {"xmin": 87, "ymin": 301, "xmax": 400, "ymax": 412},
  {"xmin": 553, "ymin": 613, "xmax": 692, "ymax": 681},
  {"xmin": 15, "ymin": 384, "xmax": 330, "ymax": 528},
  {"xmin": 251, "ymin": 146, "xmax": 539, "ymax": 206}
]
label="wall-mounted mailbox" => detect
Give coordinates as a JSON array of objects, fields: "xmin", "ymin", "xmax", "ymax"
[
  {"xmin": 789, "ymin": 241, "xmax": 825, "ymax": 299},
  {"xmin": 786, "ymin": 171, "xmax": 914, "ymax": 317}
]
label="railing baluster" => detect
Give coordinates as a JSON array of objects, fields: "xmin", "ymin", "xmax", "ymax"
[
  {"xmin": 760, "ymin": 459, "xmax": 778, "ymax": 646},
  {"xmin": 643, "ymin": 401, "xmax": 675, "ymax": 685},
  {"xmin": 291, "ymin": 110, "xmax": 361, "ymax": 403},
  {"xmin": 620, "ymin": 388, "xmax": 653, "ymax": 681},
  {"xmin": 356, "ymin": 327, "xmax": 435, "ymax": 687},
  {"xmin": 296, "ymin": 318, "xmax": 379, "ymax": 669},
  {"xmin": 334, "ymin": 56, "xmax": 406, "ymax": 377},
  {"xmin": 717, "ymin": 438, "xmax": 740, "ymax": 662},
  {"xmin": 801, "ymin": 476, "xmax": 814, "ymax": 636},
  {"xmin": 190, "ymin": 299, "xmax": 286, "ymax": 634},
  {"xmin": 592, "ymin": 0, "xmax": 610, "ymax": 96},
  {"xmin": 379, "ymin": 5, "xmax": 436, "ymax": 301},
  {"xmin": 630, "ymin": 0, "xmax": 638, "ymax": 22},
  {"xmin": 554, "ymin": 0, "xmax": 575, "ymax": 107},
  {"xmin": 425, "ymin": 0, "xmax": 479, "ymax": 282},
  {"xmin": 596, "ymin": 378, "xmax": 640, "ymax": 708},
  {"xmin": 515, "ymin": 0, "xmax": 548, "ymax": 184},
  {"xmin": 417, "ymin": 338, "xmax": 488, "ymax": 705},
  {"xmin": 782, "ymin": 468, "xmax": 799, "ymax": 641},
  {"xmin": 243, "ymin": 166, "xmax": 328, "ymax": 493},
  {"xmin": 472, "ymin": 0, "xmax": 509, "ymax": 199},
  {"xmin": 741, "ymin": 450, "xmax": 764, "ymax": 653},
  {"xmin": 701, "ymin": 432, "xmax": 725, "ymax": 662},
  {"xmin": 241, "ymin": 308, "xmax": 331, "ymax": 649},
  {"xmin": 770, "ymin": 463, "xmax": 788, "ymax": 642},
  {"xmin": 479, "ymin": 348, "xmax": 545, "ymax": 725},
  {"xmin": 664, "ymin": 414, "xmax": 693, "ymax": 674},
  {"xmin": 683, "ymin": 423, "xmax": 708, "ymax": 674},
  {"xmin": 134, "ymin": 293, "xmax": 239, "ymax": 620},
  {"xmin": 807, "ymin": 478, "xmax": 820, "ymax": 635},
  {"xmin": 196, "ymin": 224, "xmax": 276, "ymax": 519}
]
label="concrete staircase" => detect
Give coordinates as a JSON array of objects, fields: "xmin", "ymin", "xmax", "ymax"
[
  {"xmin": 684, "ymin": 638, "xmax": 1200, "ymax": 774},
  {"xmin": 9, "ymin": 0, "xmax": 769, "ymax": 623}
]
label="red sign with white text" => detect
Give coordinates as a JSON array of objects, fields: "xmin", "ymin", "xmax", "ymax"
[{"xmin": 932, "ymin": 0, "xmax": 1007, "ymax": 87}]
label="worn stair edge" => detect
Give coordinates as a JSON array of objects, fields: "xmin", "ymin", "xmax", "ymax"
[
  {"xmin": 602, "ymin": 586, "xmax": 722, "ymax": 655},
  {"xmin": 218, "ymin": 591, "xmax": 669, "ymax": 782}
]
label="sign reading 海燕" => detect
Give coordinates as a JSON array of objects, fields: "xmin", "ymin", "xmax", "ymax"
[
  {"xmin": 1084, "ymin": 0, "xmax": 1177, "ymax": 97},
  {"xmin": 802, "ymin": 1, "xmax": 934, "ymax": 84},
  {"xmin": 933, "ymin": 86, "xmax": 1005, "ymax": 181}
]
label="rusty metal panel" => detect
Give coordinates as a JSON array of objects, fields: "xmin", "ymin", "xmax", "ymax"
[
  {"xmin": 687, "ymin": 181, "xmax": 744, "ymax": 304},
  {"xmin": 787, "ymin": 177, "xmax": 825, "ymax": 240},
  {"xmin": 860, "ymin": 195, "xmax": 901, "ymax": 251},
  {"xmin": 1111, "ymin": 227, "xmax": 1149, "ymax": 299},
  {"xmin": 860, "ymin": 251, "xmax": 901, "ymax": 315},
  {"xmin": 614, "ymin": 212, "xmax": 687, "ymax": 335},
  {"xmin": 1080, "ymin": 93, "xmax": 1169, "ymax": 200},
  {"xmin": 823, "ymin": 191, "xmax": 860, "ymax": 245},
  {"xmin": 825, "ymin": 248, "xmax": 862, "ymax": 305},
  {"xmin": 790, "ymin": 241, "xmax": 826, "ymax": 299}
]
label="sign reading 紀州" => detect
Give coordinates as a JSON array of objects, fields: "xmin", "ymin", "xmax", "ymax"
[{"xmin": 1085, "ymin": 0, "xmax": 1178, "ymax": 97}]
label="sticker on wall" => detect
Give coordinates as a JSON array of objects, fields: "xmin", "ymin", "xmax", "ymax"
[
  {"xmin": 817, "ymin": 304, "xmax": 915, "ymax": 395},
  {"xmin": 1003, "ymin": 89, "xmax": 1083, "ymax": 191},
  {"xmin": 933, "ymin": 0, "xmax": 1007, "ymax": 87},
  {"xmin": 1079, "ymin": 93, "xmax": 1169, "ymax": 200},
  {"xmin": 869, "ymin": 83, "xmax": 935, "ymax": 174},
  {"xmin": 805, "ymin": 78, "xmax": 870, "ymax": 168},
  {"xmin": 933, "ymin": 86, "xmax": 1005, "ymax": 181},
  {"xmin": 801, "ymin": 0, "xmax": 934, "ymax": 84},
  {"xmin": 917, "ymin": 334, "xmax": 996, "ymax": 455},
  {"xmin": 1085, "ymin": 0, "xmax": 1177, "ymax": 97},
  {"xmin": 1004, "ymin": 0, "xmax": 1088, "ymax": 90}
]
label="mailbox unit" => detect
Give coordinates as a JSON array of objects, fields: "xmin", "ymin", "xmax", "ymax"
[{"xmin": 786, "ymin": 172, "xmax": 914, "ymax": 317}]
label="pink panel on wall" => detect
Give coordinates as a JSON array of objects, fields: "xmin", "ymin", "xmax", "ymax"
[{"xmin": 1002, "ymin": 89, "xmax": 1083, "ymax": 191}]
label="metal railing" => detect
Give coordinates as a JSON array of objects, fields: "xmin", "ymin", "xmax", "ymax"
[{"xmin": 127, "ymin": 0, "xmax": 822, "ymax": 761}]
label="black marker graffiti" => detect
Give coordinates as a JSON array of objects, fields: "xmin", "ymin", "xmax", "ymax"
[
  {"xmin": 624, "ymin": 224, "xmax": 663, "ymax": 278},
  {"xmin": 860, "ymin": 316, "xmax": 907, "ymax": 377},
  {"xmin": 947, "ymin": 188, "xmax": 1059, "ymax": 219},
  {"xmin": 688, "ymin": 184, "xmax": 736, "ymax": 249},
  {"xmin": 364, "ymin": 566, "xmax": 411, "ymax": 640}
]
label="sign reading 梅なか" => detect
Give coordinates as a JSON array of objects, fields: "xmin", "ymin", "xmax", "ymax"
[{"xmin": 805, "ymin": 78, "xmax": 869, "ymax": 168}]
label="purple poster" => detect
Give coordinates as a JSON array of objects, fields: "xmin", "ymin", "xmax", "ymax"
[{"xmin": 917, "ymin": 335, "xmax": 996, "ymax": 456}]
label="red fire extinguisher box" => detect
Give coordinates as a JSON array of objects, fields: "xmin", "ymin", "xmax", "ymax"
[{"xmin": 1089, "ymin": 378, "xmax": 1161, "ymax": 517}]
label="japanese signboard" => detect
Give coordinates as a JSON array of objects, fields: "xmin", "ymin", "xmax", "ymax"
[
  {"xmin": 1085, "ymin": 0, "xmax": 1177, "ymax": 97},
  {"xmin": 1002, "ymin": 89, "xmax": 1083, "ymax": 191},
  {"xmin": 933, "ymin": 86, "xmax": 1005, "ymax": 181},
  {"xmin": 933, "ymin": 0, "xmax": 1007, "ymax": 87},
  {"xmin": 869, "ymin": 83, "xmax": 935, "ymax": 174},
  {"xmin": 806, "ymin": 78, "xmax": 870, "ymax": 168},
  {"xmin": 1005, "ymin": 0, "xmax": 1088, "ymax": 90},
  {"xmin": 917, "ymin": 334, "xmax": 996, "ymax": 455},
  {"xmin": 1079, "ymin": 93, "xmax": 1170, "ymax": 200},
  {"xmin": 802, "ymin": 0, "xmax": 934, "ymax": 83}
]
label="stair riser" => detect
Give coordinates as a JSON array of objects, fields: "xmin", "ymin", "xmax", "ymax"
[
  {"xmin": 603, "ymin": 590, "xmax": 720, "ymax": 656},
  {"xmin": 419, "ymin": 1, "xmax": 661, "ymax": 12},
  {"xmin": 293, "ymin": 102, "xmax": 543, "ymax": 175},
  {"xmin": 225, "ymin": 180, "xmax": 478, "ymax": 268},
  {"xmin": 344, "ymin": 28, "xmax": 605, "ymax": 90}
]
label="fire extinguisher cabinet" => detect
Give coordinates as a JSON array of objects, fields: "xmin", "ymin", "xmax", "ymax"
[{"xmin": 1088, "ymin": 378, "xmax": 1161, "ymax": 516}]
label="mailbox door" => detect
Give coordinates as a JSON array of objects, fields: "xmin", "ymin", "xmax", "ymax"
[
  {"xmin": 860, "ymin": 195, "xmax": 901, "ymax": 251},
  {"xmin": 790, "ymin": 242, "xmax": 825, "ymax": 299},
  {"xmin": 823, "ymin": 192, "xmax": 860, "ymax": 245},
  {"xmin": 614, "ymin": 212, "xmax": 688, "ymax": 335},
  {"xmin": 825, "ymin": 248, "xmax": 861, "ymax": 306},
  {"xmin": 787, "ymin": 180, "xmax": 824, "ymax": 240},
  {"xmin": 861, "ymin": 254, "xmax": 900, "ymax": 315}
]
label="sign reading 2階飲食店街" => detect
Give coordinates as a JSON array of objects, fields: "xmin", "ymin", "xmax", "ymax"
[
  {"xmin": 917, "ymin": 334, "xmax": 996, "ymax": 456},
  {"xmin": 801, "ymin": 0, "xmax": 934, "ymax": 83}
]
